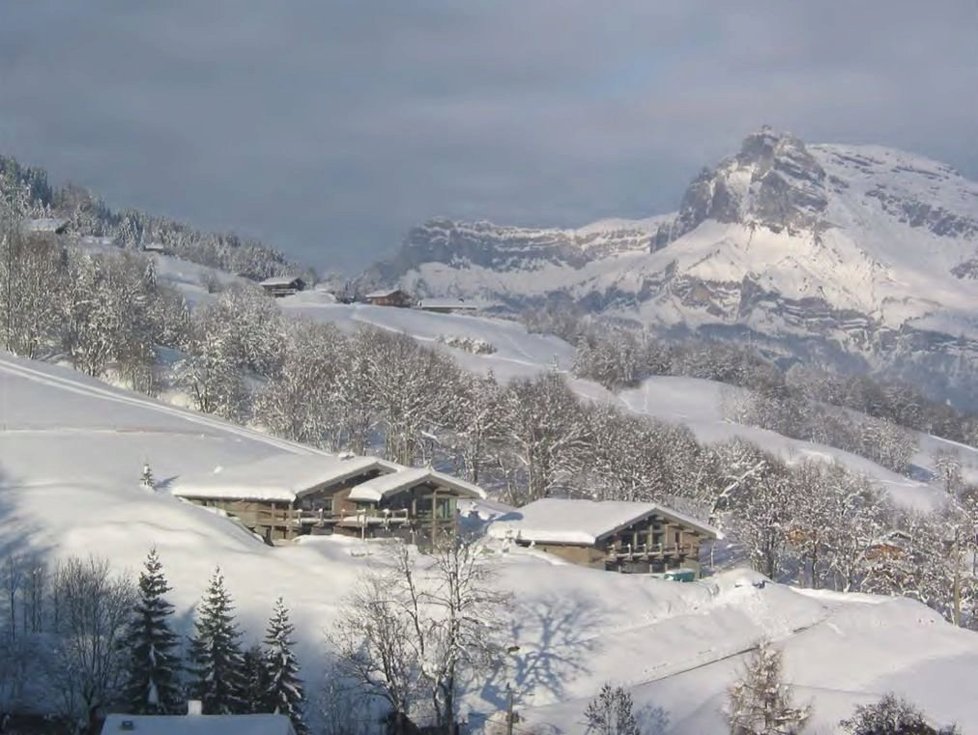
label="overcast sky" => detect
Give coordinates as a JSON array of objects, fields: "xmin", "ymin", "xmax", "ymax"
[{"xmin": 1, "ymin": 2, "xmax": 976, "ymax": 273}]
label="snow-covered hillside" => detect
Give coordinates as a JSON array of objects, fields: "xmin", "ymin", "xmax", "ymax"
[
  {"xmin": 359, "ymin": 129, "xmax": 978, "ymax": 402},
  {"xmin": 265, "ymin": 296, "xmax": 970, "ymax": 512},
  {"xmin": 3, "ymin": 351, "xmax": 978, "ymax": 733}
]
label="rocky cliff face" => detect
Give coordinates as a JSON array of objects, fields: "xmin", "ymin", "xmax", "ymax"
[{"xmin": 359, "ymin": 129, "xmax": 978, "ymax": 400}]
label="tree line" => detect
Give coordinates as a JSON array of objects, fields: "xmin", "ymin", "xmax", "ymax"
[
  {"xmin": 0, "ymin": 550, "xmax": 306, "ymax": 734},
  {"xmin": 571, "ymin": 322, "xmax": 978, "ymax": 453},
  {"xmin": 0, "ymin": 154, "xmax": 300, "ymax": 282}
]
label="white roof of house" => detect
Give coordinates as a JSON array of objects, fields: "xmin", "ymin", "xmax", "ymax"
[
  {"xmin": 26, "ymin": 217, "xmax": 67, "ymax": 233},
  {"xmin": 365, "ymin": 288, "xmax": 407, "ymax": 299},
  {"xmin": 347, "ymin": 467, "xmax": 487, "ymax": 502},
  {"xmin": 417, "ymin": 299, "xmax": 485, "ymax": 310},
  {"xmin": 170, "ymin": 452, "xmax": 396, "ymax": 502},
  {"xmin": 102, "ymin": 713, "xmax": 295, "ymax": 735},
  {"xmin": 260, "ymin": 275, "xmax": 303, "ymax": 287},
  {"xmin": 486, "ymin": 498, "xmax": 722, "ymax": 546}
]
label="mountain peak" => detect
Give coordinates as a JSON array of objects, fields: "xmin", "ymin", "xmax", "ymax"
[{"xmin": 657, "ymin": 128, "xmax": 828, "ymax": 246}]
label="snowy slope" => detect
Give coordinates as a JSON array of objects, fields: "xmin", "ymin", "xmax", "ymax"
[
  {"xmin": 268, "ymin": 300, "xmax": 956, "ymax": 510},
  {"xmin": 3, "ymin": 351, "xmax": 978, "ymax": 733}
]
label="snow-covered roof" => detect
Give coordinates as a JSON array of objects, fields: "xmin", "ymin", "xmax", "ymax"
[
  {"xmin": 170, "ymin": 452, "xmax": 396, "ymax": 502},
  {"xmin": 260, "ymin": 275, "xmax": 304, "ymax": 287},
  {"xmin": 347, "ymin": 467, "xmax": 487, "ymax": 503},
  {"xmin": 26, "ymin": 217, "xmax": 67, "ymax": 233},
  {"xmin": 365, "ymin": 288, "xmax": 408, "ymax": 299},
  {"xmin": 102, "ymin": 714, "xmax": 295, "ymax": 735},
  {"xmin": 417, "ymin": 299, "xmax": 485, "ymax": 310},
  {"xmin": 486, "ymin": 498, "xmax": 722, "ymax": 546}
]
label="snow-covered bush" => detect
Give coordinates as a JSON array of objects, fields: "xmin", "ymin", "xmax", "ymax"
[{"xmin": 436, "ymin": 334, "xmax": 497, "ymax": 354}]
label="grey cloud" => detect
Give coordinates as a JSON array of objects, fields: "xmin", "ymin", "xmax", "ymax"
[{"xmin": 0, "ymin": 1, "xmax": 975, "ymax": 272}]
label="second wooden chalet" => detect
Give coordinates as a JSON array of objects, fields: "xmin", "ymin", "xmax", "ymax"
[
  {"xmin": 169, "ymin": 452, "xmax": 485, "ymax": 546},
  {"xmin": 487, "ymin": 498, "xmax": 721, "ymax": 576}
]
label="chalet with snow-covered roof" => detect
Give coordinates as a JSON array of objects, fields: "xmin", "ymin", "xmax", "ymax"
[
  {"xmin": 26, "ymin": 217, "xmax": 69, "ymax": 235},
  {"xmin": 487, "ymin": 498, "xmax": 721, "ymax": 575},
  {"xmin": 169, "ymin": 452, "xmax": 486, "ymax": 545},
  {"xmin": 260, "ymin": 275, "xmax": 306, "ymax": 297},
  {"xmin": 417, "ymin": 298, "xmax": 487, "ymax": 314},
  {"xmin": 364, "ymin": 288, "xmax": 413, "ymax": 307},
  {"xmin": 102, "ymin": 711, "xmax": 296, "ymax": 735}
]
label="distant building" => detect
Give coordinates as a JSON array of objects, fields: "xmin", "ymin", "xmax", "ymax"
[
  {"xmin": 169, "ymin": 452, "xmax": 486, "ymax": 546},
  {"xmin": 260, "ymin": 275, "xmax": 306, "ymax": 297},
  {"xmin": 364, "ymin": 288, "xmax": 413, "ymax": 307},
  {"xmin": 26, "ymin": 217, "xmax": 69, "ymax": 235},
  {"xmin": 417, "ymin": 298, "xmax": 488, "ymax": 314},
  {"xmin": 141, "ymin": 242, "xmax": 172, "ymax": 255},
  {"xmin": 102, "ymin": 708, "xmax": 296, "ymax": 735},
  {"xmin": 487, "ymin": 498, "xmax": 721, "ymax": 575}
]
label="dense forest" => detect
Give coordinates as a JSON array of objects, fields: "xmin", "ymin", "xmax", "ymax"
[{"xmin": 0, "ymin": 154, "xmax": 303, "ymax": 281}]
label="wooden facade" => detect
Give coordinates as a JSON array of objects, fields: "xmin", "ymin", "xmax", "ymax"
[
  {"xmin": 520, "ymin": 512, "xmax": 707, "ymax": 574},
  {"xmin": 364, "ymin": 289, "xmax": 413, "ymax": 307},
  {"xmin": 180, "ymin": 471, "xmax": 472, "ymax": 548},
  {"xmin": 491, "ymin": 499, "xmax": 720, "ymax": 577},
  {"xmin": 260, "ymin": 276, "xmax": 306, "ymax": 297}
]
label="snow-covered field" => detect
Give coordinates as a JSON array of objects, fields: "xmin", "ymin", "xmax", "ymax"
[{"xmin": 3, "ymin": 351, "xmax": 978, "ymax": 733}]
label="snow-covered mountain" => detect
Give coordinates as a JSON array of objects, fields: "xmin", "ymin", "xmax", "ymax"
[{"xmin": 361, "ymin": 129, "xmax": 978, "ymax": 393}]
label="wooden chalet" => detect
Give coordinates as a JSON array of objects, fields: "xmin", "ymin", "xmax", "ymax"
[
  {"xmin": 169, "ymin": 453, "xmax": 485, "ymax": 546},
  {"xmin": 417, "ymin": 298, "xmax": 486, "ymax": 314},
  {"xmin": 260, "ymin": 275, "xmax": 306, "ymax": 297},
  {"xmin": 364, "ymin": 288, "xmax": 413, "ymax": 307},
  {"xmin": 487, "ymin": 498, "xmax": 721, "ymax": 575}
]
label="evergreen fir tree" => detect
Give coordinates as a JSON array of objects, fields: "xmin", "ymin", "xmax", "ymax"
[
  {"xmin": 120, "ymin": 548, "xmax": 184, "ymax": 714},
  {"xmin": 241, "ymin": 644, "xmax": 271, "ymax": 714},
  {"xmin": 188, "ymin": 567, "xmax": 246, "ymax": 714},
  {"xmin": 263, "ymin": 597, "xmax": 307, "ymax": 733}
]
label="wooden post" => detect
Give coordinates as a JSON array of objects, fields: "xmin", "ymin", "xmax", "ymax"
[{"xmin": 431, "ymin": 488, "xmax": 438, "ymax": 547}]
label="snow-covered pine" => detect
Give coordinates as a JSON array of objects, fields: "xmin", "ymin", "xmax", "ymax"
[
  {"xmin": 262, "ymin": 598, "xmax": 307, "ymax": 734},
  {"xmin": 187, "ymin": 567, "xmax": 247, "ymax": 714},
  {"xmin": 727, "ymin": 642, "xmax": 810, "ymax": 735},
  {"xmin": 120, "ymin": 549, "xmax": 184, "ymax": 714}
]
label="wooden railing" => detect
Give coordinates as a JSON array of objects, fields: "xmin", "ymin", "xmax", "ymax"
[{"xmin": 607, "ymin": 543, "xmax": 695, "ymax": 560}]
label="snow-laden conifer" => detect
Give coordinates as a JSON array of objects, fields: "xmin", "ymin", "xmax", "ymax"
[
  {"xmin": 120, "ymin": 549, "xmax": 184, "ymax": 714},
  {"xmin": 188, "ymin": 567, "xmax": 246, "ymax": 714},
  {"xmin": 263, "ymin": 597, "xmax": 307, "ymax": 733}
]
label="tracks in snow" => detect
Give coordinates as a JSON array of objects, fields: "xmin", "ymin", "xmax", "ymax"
[{"xmin": 0, "ymin": 355, "xmax": 314, "ymax": 457}]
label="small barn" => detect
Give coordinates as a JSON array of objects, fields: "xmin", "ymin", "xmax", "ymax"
[
  {"xmin": 364, "ymin": 288, "xmax": 413, "ymax": 307},
  {"xmin": 487, "ymin": 498, "xmax": 721, "ymax": 575},
  {"xmin": 260, "ymin": 275, "xmax": 306, "ymax": 297}
]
